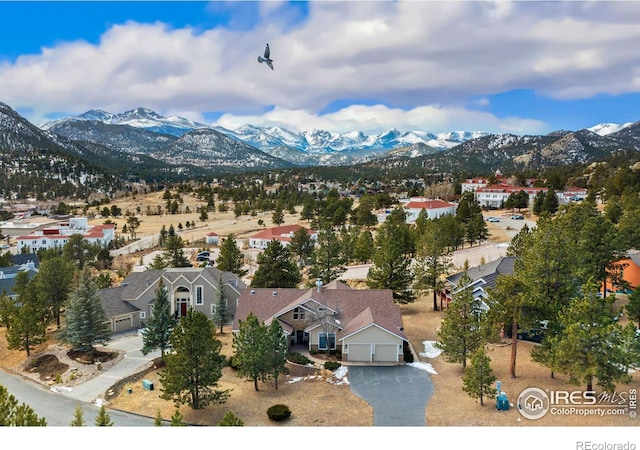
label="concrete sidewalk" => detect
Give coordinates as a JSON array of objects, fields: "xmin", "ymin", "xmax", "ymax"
[{"xmin": 58, "ymin": 331, "xmax": 160, "ymax": 404}]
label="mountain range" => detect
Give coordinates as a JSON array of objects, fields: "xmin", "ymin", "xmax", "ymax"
[{"xmin": 2, "ymin": 100, "xmax": 640, "ymax": 192}]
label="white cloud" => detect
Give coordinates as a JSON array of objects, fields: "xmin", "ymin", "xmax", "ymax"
[
  {"xmin": 214, "ymin": 103, "xmax": 549, "ymax": 135},
  {"xmin": 2, "ymin": 1, "xmax": 640, "ymax": 133}
]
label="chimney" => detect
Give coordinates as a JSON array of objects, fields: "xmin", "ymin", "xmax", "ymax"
[{"xmin": 316, "ymin": 278, "xmax": 323, "ymax": 293}]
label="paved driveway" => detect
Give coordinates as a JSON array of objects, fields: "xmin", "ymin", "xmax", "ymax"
[{"xmin": 347, "ymin": 365, "xmax": 433, "ymax": 426}]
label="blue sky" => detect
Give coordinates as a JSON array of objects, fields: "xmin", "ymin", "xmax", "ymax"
[{"xmin": 1, "ymin": 1, "xmax": 640, "ymax": 135}]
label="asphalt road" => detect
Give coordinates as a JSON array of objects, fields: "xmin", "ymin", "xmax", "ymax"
[
  {"xmin": 0, "ymin": 331, "xmax": 159, "ymax": 426},
  {"xmin": 348, "ymin": 365, "xmax": 434, "ymax": 426}
]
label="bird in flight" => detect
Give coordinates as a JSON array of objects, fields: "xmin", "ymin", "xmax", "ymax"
[{"xmin": 258, "ymin": 43, "xmax": 274, "ymax": 70}]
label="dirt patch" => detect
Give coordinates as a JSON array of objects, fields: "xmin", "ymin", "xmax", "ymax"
[{"xmin": 25, "ymin": 354, "xmax": 69, "ymax": 381}]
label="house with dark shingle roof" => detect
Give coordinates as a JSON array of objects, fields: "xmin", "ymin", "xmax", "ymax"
[
  {"xmin": 0, "ymin": 253, "xmax": 39, "ymax": 298},
  {"xmin": 97, "ymin": 267, "xmax": 245, "ymax": 334},
  {"xmin": 439, "ymin": 256, "xmax": 516, "ymax": 311},
  {"xmin": 233, "ymin": 280, "xmax": 408, "ymax": 365}
]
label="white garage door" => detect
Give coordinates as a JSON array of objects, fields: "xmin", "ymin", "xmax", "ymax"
[
  {"xmin": 348, "ymin": 344, "xmax": 372, "ymax": 362},
  {"xmin": 374, "ymin": 344, "xmax": 398, "ymax": 363}
]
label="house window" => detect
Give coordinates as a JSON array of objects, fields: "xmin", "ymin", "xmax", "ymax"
[
  {"xmin": 293, "ymin": 307, "xmax": 305, "ymax": 320},
  {"xmin": 318, "ymin": 332, "xmax": 336, "ymax": 350},
  {"xmin": 196, "ymin": 286, "xmax": 203, "ymax": 305},
  {"xmin": 140, "ymin": 312, "xmax": 146, "ymax": 319}
]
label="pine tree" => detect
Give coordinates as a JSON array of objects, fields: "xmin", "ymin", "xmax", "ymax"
[
  {"xmin": 272, "ymin": 204, "xmax": 285, "ymax": 226},
  {"xmin": 59, "ymin": 269, "xmax": 111, "ymax": 354},
  {"xmin": 94, "ymin": 404, "xmax": 113, "ymax": 426},
  {"xmin": 233, "ymin": 312, "xmax": 270, "ymax": 391},
  {"xmin": 462, "ymin": 346, "xmax": 497, "ymax": 406},
  {"xmin": 36, "ymin": 256, "xmax": 74, "ymax": 329},
  {"xmin": 0, "ymin": 383, "xmax": 47, "ymax": 426},
  {"xmin": 626, "ymin": 288, "xmax": 640, "ymax": 328},
  {"xmin": 164, "ymin": 235, "xmax": 191, "ymax": 267},
  {"xmin": 251, "ymin": 239, "xmax": 301, "ymax": 288},
  {"xmin": 212, "ymin": 275, "xmax": 231, "ymax": 334},
  {"xmin": 435, "ymin": 274, "xmax": 485, "ymax": 369},
  {"xmin": 308, "ymin": 227, "xmax": 345, "ymax": 285},
  {"xmin": 289, "ymin": 226, "xmax": 315, "ymax": 267},
  {"xmin": 216, "ymin": 234, "xmax": 247, "ymax": 276},
  {"xmin": 366, "ymin": 221, "xmax": 415, "ymax": 304},
  {"xmin": 170, "ymin": 408, "xmax": 187, "ymax": 426},
  {"xmin": 142, "ymin": 281, "xmax": 177, "ymax": 358},
  {"xmin": 70, "ymin": 404, "xmax": 85, "ymax": 426},
  {"xmin": 154, "ymin": 410, "xmax": 163, "ymax": 426},
  {"xmin": 353, "ymin": 229, "xmax": 375, "ymax": 264},
  {"xmin": 159, "ymin": 309, "xmax": 229, "ymax": 409},
  {"xmin": 545, "ymin": 279, "xmax": 632, "ymax": 392},
  {"xmin": 267, "ymin": 320, "xmax": 288, "ymax": 390},
  {"xmin": 7, "ymin": 271, "xmax": 49, "ymax": 356},
  {"xmin": 219, "ymin": 411, "xmax": 244, "ymax": 426},
  {"xmin": 413, "ymin": 218, "xmax": 453, "ymax": 311}
]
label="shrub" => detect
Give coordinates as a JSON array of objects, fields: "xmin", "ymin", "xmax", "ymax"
[
  {"xmin": 228, "ymin": 355, "xmax": 240, "ymax": 370},
  {"xmin": 266, "ymin": 404, "xmax": 291, "ymax": 422},
  {"xmin": 403, "ymin": 342, "xmax": 414, "ymax": 363},
  {"xmin": 286, "ymin": 352, "xmax": 312, "ymax": 365},
  {"xmin": 219, "ymin": 411, "xmax": 244, "ymax": 426},
  {"xmin": 324, "ymin": 361, "xmax": 341, "ymax": 371}
]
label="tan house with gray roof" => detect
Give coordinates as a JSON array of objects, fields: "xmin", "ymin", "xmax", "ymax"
[
  {"xmin": 233, "ymin": 280, "xmax": 408, "ymax": 365},
  {"xmin": 98, "ymin": 267, "xmax": 245, "ymax": 334}
]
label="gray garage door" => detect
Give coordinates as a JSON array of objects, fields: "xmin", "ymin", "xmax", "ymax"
[
  {"xmin": 114, "ymin": 317, "xmax": 131, "ymax": 333},
  {"xmin": 374, "ymin": 344, "xmax": 398, "ymax": 363},
  {"xmin": 348, "ymin": 344, "xmax": 372, "ymax": 362}
]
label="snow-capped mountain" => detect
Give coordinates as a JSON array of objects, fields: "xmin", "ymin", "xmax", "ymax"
[
  {"xmin": 587, "ymin": 122, "xmax": 635, "ymax": 136},
  {"xmin": 41, "ymin": 107, "xmax": 211, "ymax": 137}
]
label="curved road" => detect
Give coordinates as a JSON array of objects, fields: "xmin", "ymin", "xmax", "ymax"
[
  {"xmin": 0, "ymin": 332, "xmax": 158, "ymax": 426},
  {"xmin": 0, "ymin": 368, "xmax": 154, "ymax": 426}
]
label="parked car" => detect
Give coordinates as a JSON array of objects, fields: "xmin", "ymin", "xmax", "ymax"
[
  {"xmin": 510, "ymin": 214, "xmax": 524, "ymax": 220},
  {"xmin": 517, "ymin": 328, "xmax": 545, "ymax": 343},
  {"xmin": 196, "ymin": 251, "xmax": 211, "ymax": 262},
  {"xmin": 486, "ymin": 217, "xmax": 500, "ymax": 222}
]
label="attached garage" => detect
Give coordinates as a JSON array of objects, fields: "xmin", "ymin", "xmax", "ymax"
[
  {"xmin": 374, "ymin": 344, "xmax": 399, "ymax": 363},
  {"xmin": 347, "ymin": 343, "xmax": 372, "ymax": 362},
  {"xmin": 114, "ymin": 316, "xmax": 133, "ymax": 333}
]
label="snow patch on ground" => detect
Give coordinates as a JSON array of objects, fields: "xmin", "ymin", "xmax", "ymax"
[
  {"xmin": 420, "ymin": 341, "xmax": 442, "ymax": 358},
  {"xmin": 408, "ymin": 361, "xmax": 438, "ymax": 375}
]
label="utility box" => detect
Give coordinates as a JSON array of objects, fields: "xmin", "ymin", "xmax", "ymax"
[
  {"xmin": 496, "ymin": 392, "xmax": 509, "ymax": 411},
  {"xmin": 142, "ymin": 379, "xmax": 154, "ymax": 391}
]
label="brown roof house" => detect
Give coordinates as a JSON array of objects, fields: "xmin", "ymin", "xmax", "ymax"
[
  {"xmin": 233, "ymin": 280, "xmax": 408, "ymax": 365},
  {"xmin": 98, "ymin": 267, "xmax": 245, "ymax": 334}
]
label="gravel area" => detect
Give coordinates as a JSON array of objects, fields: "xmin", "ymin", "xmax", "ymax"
[{"xmin": 11, "ymin": 343, "xmax": 125, "ymax": 389}]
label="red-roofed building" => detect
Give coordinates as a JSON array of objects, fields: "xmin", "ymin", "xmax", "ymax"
[
  {"xmin": 403, "ymin": 198, "xmax": 457, "ymax": 223},
  {"xmin": 205, "ymin": 231, "xmax": 220, "ymax": 245},
  {"xmin": 16, "ymin": 217, "xmax": 115, "ymax": 253},
  {"xmin": 248, "ymin": 224, "xmax": 317, "ymax": 249}
]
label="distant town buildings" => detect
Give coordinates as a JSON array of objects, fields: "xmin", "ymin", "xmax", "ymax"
[{"xmin": 15, "ymin": 217, "xmax": 114, "ymax": 253}]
